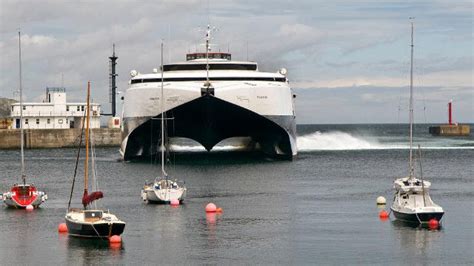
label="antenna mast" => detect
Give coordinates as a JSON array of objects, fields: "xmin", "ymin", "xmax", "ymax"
[
  {"xmin": 205, "ymin": 25, "xmax": 211, "ymax": 86},
  {"xmin": 109, "ymin": 44, "xmax": 118, "ymax": 117}
]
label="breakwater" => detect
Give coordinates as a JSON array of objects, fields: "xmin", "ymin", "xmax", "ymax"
[{"xmin": 0, "ymin": 128, "xmax": 121, "ymax": 149}]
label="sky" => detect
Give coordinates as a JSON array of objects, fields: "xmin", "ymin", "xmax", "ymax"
[{"xmin": 0, "ymin": 0, "xmax": 472, "ymax": 124}]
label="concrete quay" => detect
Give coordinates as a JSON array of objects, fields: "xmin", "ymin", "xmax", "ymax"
[{"xmin": 0, "ymin": 128, "xmax": 121, "ymax": 149}]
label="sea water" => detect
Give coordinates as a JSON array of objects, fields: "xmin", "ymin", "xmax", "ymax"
[{"xmin": 0, "ymin": 124, "xmax": 472, "ymax": 264}]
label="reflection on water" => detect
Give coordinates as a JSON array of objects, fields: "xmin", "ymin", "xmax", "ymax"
[
  {"xmin": 65, "ymin": 237, "xmax": 124, "ymax": 264},
  {"xmin": 391, "ymin": 220, "xmax": 443, "ymax": 259}
]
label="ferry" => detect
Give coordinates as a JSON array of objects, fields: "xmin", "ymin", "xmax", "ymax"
[{"xmin": 120, "ymin": 26, "xmax": 297, "ymax": 160}]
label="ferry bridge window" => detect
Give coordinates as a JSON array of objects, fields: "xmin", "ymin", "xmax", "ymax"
[
  {"xmin": 36, "ymin": 119, "xmax": 39, "ymax": 125},
  {"xmin": 163, "ymin": 63, "xmax": 257, "ymax": 71},
  {"xmin": 66, "ymin": 106, "xmax": 69, "ymax": 111},
  {"xmin": 25, "ymin": 119, "xmax": 28, "ymax": 125},
  {"xmin": 81, "ymin": 106, "xmax": 84, "ymax": 111},
  {"xmin": 47, "ymin": 118, "xmax": 50, "ymax": 124},
  {"xmin": 77, "ymin": 106, "xmax": 80, "ymax": 111},
  {"xmin": 23, "ymin": 105, "xmax": 26, "ymax": 110}
]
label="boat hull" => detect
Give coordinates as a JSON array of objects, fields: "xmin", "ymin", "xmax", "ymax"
[
  {"xmin": 1, "ymin": 184, "xmax": 47, "ymax": 208},
  {"xmin": 121, "ymin": 95, "xmax": 296, "ymax": 160},
  {"xmin": 391, "ymin": 207, "xmax": 444, "ymax": 223},
  {"xmin": 65, "ymin": 218, "xmax": 125, "ymax": 238},
  {"xmin": 3, "ymin": 197, "xmax": 43, "ymax": 208},
  {"xmin": 142, "ymin": 188, "xmax": 186, "ymax": 204}
]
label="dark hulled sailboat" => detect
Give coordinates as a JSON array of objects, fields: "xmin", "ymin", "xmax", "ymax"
[{"xmin": 65, "ymin": 82, "xmax": 125, "ymax": 238}]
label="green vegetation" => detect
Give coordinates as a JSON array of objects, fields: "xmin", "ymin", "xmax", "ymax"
[{"xmin": 0, "ymin": 98, "xmax": 16, "ymax": 118}]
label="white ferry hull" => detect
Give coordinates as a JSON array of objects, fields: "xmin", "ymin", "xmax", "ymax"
[{"xmin": 121, "ymin": 82, "xmax": 296, "ymax": 160}]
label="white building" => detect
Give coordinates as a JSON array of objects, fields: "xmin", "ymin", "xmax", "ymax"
[{"xmin": 11, "ymin": 87, "xmax": 101, "ymax": 129}]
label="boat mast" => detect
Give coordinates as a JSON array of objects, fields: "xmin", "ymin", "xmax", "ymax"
[
  {"xmin": 84, "ymin": 82, "xmax": 91, "ymax": 207},
  {"xmin": 160, "ymin": 41, "xmax": 167, "ymax": 178},
  {"xmin": 205, "ymin": 25, "xmax": 211, "ymax": 86},
  {"xmin": 408, "ymin": 18, "xmax": 415, "ymax": 179},
  {"xmin": 18, "ymin": 31, "xmax": 26, "ymax": 185}
]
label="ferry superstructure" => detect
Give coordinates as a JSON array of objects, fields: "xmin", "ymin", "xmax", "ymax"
[{"xmin": 120, "ymin": 28, "xmax": 297, "ymax": 160}]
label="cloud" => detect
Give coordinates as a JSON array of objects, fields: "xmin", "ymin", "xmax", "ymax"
[{"xmin": 0, "ymin": 0, "xmax": 472, "ymax": 122}]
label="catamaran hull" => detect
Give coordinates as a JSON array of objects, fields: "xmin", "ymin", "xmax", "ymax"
[
  {"xmin": 121, "ymin": 95, "xmax": 297, "ymax": 161},
  {"xmin": 391, "ymin": 208, "xmax": 444, "ymax": 223},
  {"xmin": 65, "ymin": 219, "xmax": 126, "ymax": 238}
]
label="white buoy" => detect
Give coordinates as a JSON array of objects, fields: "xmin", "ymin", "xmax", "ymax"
[
  {"xmin": 26, "ymin": 205, "xmax": 34, "ymax": 211},
  {"xmin": 376, "ymin": 196, "xmax": 386, "ymax": 205}
]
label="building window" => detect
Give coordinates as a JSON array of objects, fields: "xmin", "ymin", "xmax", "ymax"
[
  {"xmin": 47, "ymin": 118, "xmax": 50, "ymax": 124},
  {"xmin": 36, "ymin": 119, "xmax": 39, "ymax": 125},
  {"xmin": 66, "ymin": 106, "xmax": 69, "ymax": 111},
  {"xmin": 81, "ymin": 106, "xmax": 84, "ymax": 111},
  {"xmin": 25, "ymin": 119, "xmax": 28, "ymax": 125},
  {"xmin": 58, "ymin": 119, "xmax": 63, "ymax": 124},
  {"xmin": 77, "ymin": 106, "xmax": 80, "ymax": 111}
]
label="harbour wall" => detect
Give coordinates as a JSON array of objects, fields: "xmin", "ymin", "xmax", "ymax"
[
  {"xmin": 428, "ymin": 125, "xmax": 470, "ymax": 136},
  {"xmin": 0, "ymin": 128, "xmax": 121, "ymax": 149}
]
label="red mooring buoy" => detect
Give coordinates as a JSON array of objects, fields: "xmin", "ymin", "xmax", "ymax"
[
  {"xmin": 379, "ymin": 210, "xmax": 389, "ymax": 220},
  {"xmin": 428, "ymin": 219, "xmax": 439, "ymax": 229},
  {"xmin": 58, "ymin": 223, "xmax": 68, "ymax": 233},
  {"xmin": 205, "ymin": 203, "xmax": 217, "ymax": 213},
  {"xmin": 109, "ymin": 235, "xmax": 122, "ymax": 244}
]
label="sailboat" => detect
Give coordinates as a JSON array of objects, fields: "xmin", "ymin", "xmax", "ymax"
[
  {"xmin": 141, "ymin": 41, "xmax": 187, "ymax": 204},
  {"xmin": 65, "ymin": 82, "xmax": 125, "ymax": 237},
  {"xmin": 390, "ymin": 20, "xmax": 444, "ymax": 224},
  {"xmin": 1, "ymin": 31, "xmax": 47, "ymax": 209}
]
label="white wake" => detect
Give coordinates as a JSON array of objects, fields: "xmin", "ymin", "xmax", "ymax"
[
  {"xmin": 297, "ymin": 131, "xmax": 397, "ymax": 151},
  {"xmin": 166, "ymin": 131, "xmax": 473, "ymax": 152},
  {"xmin": 296, "ymin": 131, "xmax": 474, "ymax": 151}
]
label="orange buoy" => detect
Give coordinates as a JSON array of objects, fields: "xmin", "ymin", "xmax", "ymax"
[
  {"xmin": 379, "ymin": 210, "xmax": 389, "ymax": 220},
  {"xmin": 216, "ymin": 207, "xmax": 223, "ymax": 213},
  {"xmin": 170, "ymin": 199, "xmax": 180, "ymax": 206},
  {"xmin": 205, "ymin": 203, "xmax": 217, "ymax": 213},
  {"xmin": 58, "ymin": 223, "xmax": 68, "ymax": 233},
  {"xmin": 109, "ymin": 235, "xmax": 122, "ymax": 244},
  {"xmin": 26, "ymin": 205, "xmax": 34, "ymax": 211},
  {"xmin": 428, "ymin": 219, "xmax": 439, "ymax": 229}
]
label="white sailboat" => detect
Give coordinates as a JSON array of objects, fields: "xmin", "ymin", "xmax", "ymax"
[
  {"xmin": 141, "ymin": 41, "xmax": 187, "ymax": 204},
  {"xmin": 1, "ymin": 31, "xmax": 47, "ymax": 209},
  {"xmin": 390, "ymin": 20, "xmax": 444, "ymax": 224}
]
